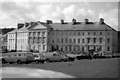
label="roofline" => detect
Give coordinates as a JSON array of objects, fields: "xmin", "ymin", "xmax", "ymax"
[
  {"xmin": 104, "ymin": 24, "xmax": 117, "ymax": 32},
  {"xmin": 51, "ymin": 30, "xmax": 114, "ymax": 31}
]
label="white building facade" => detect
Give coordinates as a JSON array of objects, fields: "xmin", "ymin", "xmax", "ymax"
[{"xmin": 7, "ymin": 18, "xmax": 118, "ymax": 54}]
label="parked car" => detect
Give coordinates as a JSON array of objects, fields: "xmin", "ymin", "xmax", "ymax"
[
  {"xmin": 75, "ymin": 52, "xmax": 91, "ymax": 60},
  {"xmin": 44, "ymin": 52, "xmax": 68, "ymax": 62},
  {"xmin": 2, "ymin": 52, "xmax": 34, "ymax": 64},
  {"xmin": 33, "ymin": 54, "xmax": 46, "ymax": 63},
  {"xmin": 65, "ymin": 54, "xmax": 76, "ymax": 61},
  {"xmin": 93, "ymin": 52, "xmax": 112, "ymax": 59}
]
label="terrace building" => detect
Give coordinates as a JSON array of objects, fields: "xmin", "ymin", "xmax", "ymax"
[{"xmin": 7, "ymin": 18, "xmax": 118, "ymax": 55}]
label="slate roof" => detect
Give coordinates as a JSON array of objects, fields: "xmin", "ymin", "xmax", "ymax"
[
  {"xmin": 49, "ymin": 22, "xmax": 115, "ymax": 31},
  {"xmin": 7, "ymin": 20, "xmax": 117, "ymax": 34}
]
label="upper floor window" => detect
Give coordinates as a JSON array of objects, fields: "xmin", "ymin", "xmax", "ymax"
[
  {"xmin": 107, "ymin": 38, "xmax": 110, "ymax": 43},
  {"xmin": 74, "ymin": 39, "xmax": 76, "ymax": 43},
  {"xmin": 94, "ymin": 32, "xmax": 96, "ymax": 35},
  {"xmin": 43, "ymin": 37, "xmax": 46, "ymax": 44},
  {"xmin": 33, "ymin": 32, "xmax": 36, "ymax": 37},
  {"xmin": 66, "ymin": 38, "xmax": 67, "ymax": 43},
  {"xmin": 74, "ymin": 32, "xmax": 76, "ymax": 35},
  {"xmin": 100, "ymin": 32, "xmax": 102, "ymax": 35},
  {"xmin": 78, "ymin": 32, "xmax": 80, "ymax": 35},
  {"xmin": 69, "ymin": 39, "xmax": 72, "ymax": 43},
  {"xmin": 108, "ymin": 32, "xmax": 110, "ymax": 35},
  {"xmin": 61, "ymin": 38, "xmax": 63, "ymax": 43},
  {"xmin": 78, "ymin": 39, "xmax": 80, "ymax": 43},
  {"xmin": 57, "ymin": 38, "xmax": 59, "ymax": 43},
  {"xmin": 93, "ymin": 38, "xmax": 96, "ymax": 43},
  {"xmin": 42, "ymin": 31, "xmax": 46, "ymax": 37},
  {"xmin": 88, "ymin": 32, "xmax": 90, "ymax": 35},
  {"xmin": 99, "ymin": 46, "xmax": 102, "ymax": 51},
  {"xmin": 29, "ymin": 32, "xmax": 31, "ymax": 37},
  {"xmin": 52, "ymin": 32, "xmax": 54, "ymax": 36},
  {"xmin": 83, "ymin": 32, "xmax": 84, "ymax": 35},
  {"xmin": 43, "ymin": 45, "xmax": 45, "ymax": 50},
  {"xmin": 99, "ymin": 38, "xmax": 102, "ymax": 43},
  {"xmin": 38, "ymin": 32, "xmax": 41, "ymax": 36},
  {"xmin": 82, "ymin": 38, "xmax": 84, "ymax": 43},
  {"xmin": 107, "ymin": 46, "xmax": 110, "ymax": 51},
  {"xmin": 87, "ymin": 38, "xmax": 90, "ymax": 43},
  {"xmin": 52, "ymin": 40, "xmax": 54, "ymax": 43}
]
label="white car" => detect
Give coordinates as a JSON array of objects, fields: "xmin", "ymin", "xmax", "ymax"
[{"xmin": 33, "ymin": 54, "xmax": 46, "ymax": 63}]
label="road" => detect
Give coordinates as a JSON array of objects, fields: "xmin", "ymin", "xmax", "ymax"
[{"xmin": 1, "ymin": 58, "xmax": 119, "ymax": 78}]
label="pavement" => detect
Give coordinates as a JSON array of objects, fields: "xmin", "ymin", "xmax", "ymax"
[{"xmin": 1, "ymin": 67, "xmax": 74, "ymax": 78}]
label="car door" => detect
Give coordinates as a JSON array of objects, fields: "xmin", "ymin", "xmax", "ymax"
[
  {"xmin": 6, "ymin": 54, "xmax": 14, "ymax": 62},
  {"xmin": 26, "ymin": 53, "xmax": 34, "ymax": 62},
  {"xmin": 4, "ymin": 54, "xmax": 11, "ymax": 62},
  {"xmin": 11, "ymin": 53, "xmax": 17, "ymax": 62},
  {"xmin": 52, "ymin": 54, "xmax": 57, "ymax": 61}
]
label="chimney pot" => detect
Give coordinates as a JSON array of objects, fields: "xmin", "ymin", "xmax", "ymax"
[
  {"xmin": 30, "ymin": 22, "xmax": 36, "ymax": 26},
  {"xmin": 17, "ymin": 23, "xmax": 24, "ymax": 29},
  {"xmin": 46, "ymin": 20, "xmax": 52, "ymax": 24},
  {"xmin": 84, "ymin": 18, "xmax": 89, "ymax": 24},
  {"xmin": 72, "ymin": 18, "xmax": 76, "ymax": 25},
  {"xmin": 25, "ymin": 22, "xmax": 30, "ymax": 27},
  {"xmin": 61, "ymin": 19, "xmax": 64, "ymax": 24},
  {"xmin": 99, "ymin": 18, "xmax": 104, "ymax": 24}
]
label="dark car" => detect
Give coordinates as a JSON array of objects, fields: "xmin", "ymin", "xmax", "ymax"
[{"xmin": 65, "ymin": 54, "xmax": 76, "ymax": 61}]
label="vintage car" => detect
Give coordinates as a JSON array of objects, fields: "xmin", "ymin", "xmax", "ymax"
[
  {"xmin": 2, "ymin": 52, "xmax": 34, "ymax": 64},
  {"xmin": 65, "ymin": 53, "xmax": 76, "ymax": 61},
  {"xmin": 33, "ymin": 53, "xmax": 46, "ymax": 63},
  {"xmin": 44, "ymin": 52, "xmax": 68, "ymax": 62}
]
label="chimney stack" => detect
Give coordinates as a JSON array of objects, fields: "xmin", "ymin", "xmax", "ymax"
[
  {"xmin": 25, "ymin": 22, "xmax": 30, "ymax": 27},
  {"xmin": 46, "ymin": 20, "xmax": 52, "ymax": 24},
  {"xmin": 72, "ymin": 18, "xmax": 76, "ymax": 25},
  {"xmin": 84, "ymin": 18, "xmax": 89, "ymax": 24},
  {"xmin": 61, "ymin": 19, "xmax": 64, "ymax": 24},
  {"xmin": 30, "ymin": 22, "xmax": 36, "ymax": 26},
  {"xmin": 99, "ymin": 18, "xmax": 104, "ymax": 24},
  {"xmin": 17, "ymin": 23, "xmax": 24, "ymax": 29}
]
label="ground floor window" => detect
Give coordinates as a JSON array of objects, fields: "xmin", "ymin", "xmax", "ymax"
[{"xmin": 107, "ymin": 46, "xmax": 110, "ymax": 51}]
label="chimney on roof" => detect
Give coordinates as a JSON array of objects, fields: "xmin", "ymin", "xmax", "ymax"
[
  {"xmin": 99, "ymin": 18, "xmax": 104, "ymax": 24},
  {"xmin": 25, "ymin": 22, "xmax": 30, "ymax": 27},
  {"xmin": 46, "ymin": 20, "xmax": 52, "ymax": 24},
  {"xmin": 30, "ymin": 22, "xmax": 35, "ymax": 26},
  {"xmin": 72, "ymin": 18, "xmax": 76, "ymax": 25},
  {"xmin": 84, "ymin": 18, "xmax": 89, "ymax": 24},
  {"xmin": 61, "ymin": 19, "xmax": 64, "ymax": 24},
  {"xmin": 17, "ymin": 23, "xmax": 24, "ymax": 29}
]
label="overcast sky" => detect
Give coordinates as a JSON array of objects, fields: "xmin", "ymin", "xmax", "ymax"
[{"xmin": 0, "ymin": 0, "xmax": 119, "ymax": 30}]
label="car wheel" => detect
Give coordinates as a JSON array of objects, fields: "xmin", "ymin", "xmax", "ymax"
[
  {"xmin": 36, "ymin": 60, "xmax": 40, "ymax": 64},
  {"xmin": 46, "ymin": 59, "xmax": 50, "ymax": 63},
  {"xmin": 9, "ymin": 62, "xmax": 13, "ymax": 64},
  {"xmin": 2, "ymin": 59, "xmax": 6, "ymax": 64},
  {"xmin": 25, "ymin": 61, "xmax": 29, "ymax": 64},
  {"xmin": 17, "ymin": 60, "xmax": 22, "ymax": 64},
  {"xmin": 40, "ymin": 61, "xmax": 45, "ymax": 64}
]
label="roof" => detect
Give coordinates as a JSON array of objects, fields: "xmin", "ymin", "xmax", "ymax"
[
  {"xmin": 7, "ymin": 29, "xmax": 17, "ymax": 34},
  {"xmin": 49, "ymin": 22, "xmax": 114, "ymax": 31},
  {"xmin": 7, "ymin": 27, "xmax": 29, "ymax": 34},
  {"xmin": 7, "ymin": 21, "xmax": 116, "ymax": 34}
]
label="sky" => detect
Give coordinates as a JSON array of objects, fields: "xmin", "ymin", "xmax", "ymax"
[{"xmin": 0, "ymin": 0, "xmax": 119, "ymax": 31}]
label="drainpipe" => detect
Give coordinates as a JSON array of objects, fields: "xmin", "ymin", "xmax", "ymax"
[{"xmin": 15, "ymin": 30, "xmax": 17, "ymax": 51}]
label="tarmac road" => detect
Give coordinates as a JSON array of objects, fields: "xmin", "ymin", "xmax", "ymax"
[{"xmin": 1, "ymin": 58, "xmax": 119, "ymax": 78}]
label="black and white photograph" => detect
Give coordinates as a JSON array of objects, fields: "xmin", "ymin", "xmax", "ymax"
[{"xmin": 0, "ymin": 0, "xmax": 119, "ymax": 79}]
